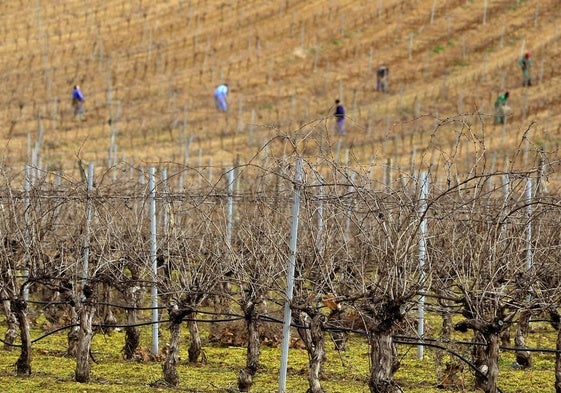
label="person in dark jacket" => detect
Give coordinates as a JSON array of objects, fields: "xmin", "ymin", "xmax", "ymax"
[
  {"xmin": 376, "ymin": 66, "xmax": 389, "ymax": 92},
  {"xmin": 518, "ymin": 52, "xmax": 532, "ymax": 87},
  {"xmin": 334, "ymin": 99, "xmax": 345, "ymax": 135}
]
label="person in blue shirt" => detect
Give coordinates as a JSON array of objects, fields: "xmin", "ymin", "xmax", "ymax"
[
  {"xmin": 214, "ymin": 83, "xmax": 229, "ymax": 112},
  {"xmin": 334, "ymin": 99, "xmax": 345, "ymax": 135},
  {"xmin": 72, "ymin": 85, "xmax": 85, "ymax": 120}
]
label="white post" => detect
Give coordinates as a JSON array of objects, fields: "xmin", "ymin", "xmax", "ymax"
[
  {"xmin": 162, "ymin": 168, "xmax": 169, "ymax": 237},
  {"xmin": 248, "ymin": 109, "xmax": 256, "ymax": 146},
  {"xmin": 430, "ymin": 0, "xmax": 437, "ymax": 24},
  {"xmin": 316, "ymin": 175, "xmax": 324, "ymax": 252},
  {"xmin": 418, "ymin": 172, "xmax": 429, "ymax": 359},
  {"xmin": 237, "ymin": 96, "xmax": 244, "ymax": 132},
  {"xmin": 33, "ymin": 115, "xmax": 44, "ymax": 182},
  {"xmin": 178, "ymin": 134, "xmax": 194, "ymax": 192},
  {"xmin": 23, "ymin": 165, "xmax": 31, "ymax": 301},
  {"xmin": 82, "ymin": 164, "xmax": 94, "ymax": 285},
  {"xmin": 502, "ymin": 172, "xmax": 510, "ymax": 205},
  {"xmin": 344, "ymin": 173, "xmax": 355, "ymax": 243},
  {"xmin": 279, "ymin": 158, "xmax": 303, "ymax": 393},
  {"xmin": 108, "ymin": 100, "xmax": 120, "ymax": 176},
  {"xmin": 525, "ymin": 178, "xmax": 532, "ymax": 271},
  {"xmin": 149, "ymin": 167, "xmax": 159, "ymax": 355},
  {"xmin": 198, "ymin": 148, "xmax": 203, "ymax": 189},
  {"xmin": 226, "ymin": 168, "xmax": 234, "ymax": 247},
  {"xmin": 54, "ymin": 170, "xmax": 62, "ymax": 219}
]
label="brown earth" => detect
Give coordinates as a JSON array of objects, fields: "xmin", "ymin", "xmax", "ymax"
[{"xmin": 0, "ymin": 0, "xmax": 559, "ymax": 179}]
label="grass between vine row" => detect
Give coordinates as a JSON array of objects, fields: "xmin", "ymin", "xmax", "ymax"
[{"xmin": 0, "ymin": 313, "xmax": 557, "ymax": 392}]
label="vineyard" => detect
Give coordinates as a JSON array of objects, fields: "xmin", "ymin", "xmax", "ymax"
[
  {"xmin": 2, "ymin": 0, "xmax": 561, "ymax": 392},
  {"xmin": 1, "ymin": 133, "xmax": 561, "ymax": 392},
  {"xmin": 1, "ymin": 1, "xmax": 561, "ymax": 173}
]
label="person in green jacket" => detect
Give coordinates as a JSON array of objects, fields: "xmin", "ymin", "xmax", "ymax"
[
  {"xmin": 494, "ymin": 91, "xmax": 509, "ymax": 125},
  {"xmin": 518, "ymin": 52, "xmax": 532, "ymax": 87}
]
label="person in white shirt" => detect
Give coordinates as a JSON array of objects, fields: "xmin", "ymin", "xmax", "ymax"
[{"xmin": 214, "ymin": 83, "xmax": 229, "ymax": 112}]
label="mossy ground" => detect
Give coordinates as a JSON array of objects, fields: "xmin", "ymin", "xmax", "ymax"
[{"xmin": 0, "ymin": 315, "xmax": 557, "ymax": 392}]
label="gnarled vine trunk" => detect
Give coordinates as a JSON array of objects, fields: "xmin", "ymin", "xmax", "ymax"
[
  {"xmin": 2, "ymin": 294, "xmax": 18, "ymax": 350},
  {"xmin": 472, "ymin": 331, "xmax": 487, "ymax": 390},
  {"xmin": 295, "ymin": 308, "xmax": 327, "ymax": 393},
  {"xmin": 161, "ymin": 295, "xmax": 204, "ymax": 385},
  {"xmin": 75, "ymin": 285, "xmax": 96, "ymax": 383},
  {"xmin": 307, "ymin": 312, "xmax": 327, "ymax": 393},
  {"xmin": 43, "ymin": 289, "xmax": 63, "ymax": 325},
  {"xmin": 67, "ymin": 306, "xmax": 79, "ymax": 357},
  {"xmin": 99, "ymin": 281, "xmax": 117, "ymax": 333},
  {"xmin": 210, "ymin": 280, "xmax": 232, "ymax": 339},
  {"xmin": 455, "ymin": 319, "xmax": 501, "ymax": 393},
  {"xmin": 13, "ymin": 298, "xmax": 31, "ymax": 376},
  {"xmin": 514, "ymin": 309, "xmax": 531, "ymax": 368},
  {"xmin": 478, "ymin": 332, "xmax": 500, "ymax": 393},
  {"xmin": 550, "ymin": 310, "xmax": 561, "ymax": 393},
  {"xmin": 435, "ymin": 297, "xmax": 453, "ymax": 382},
  {"xmin": 328, "ymin": 310, "xmax": 348, "ymax": 351},
  {"xmin": 60, "ymin": 281, "xmax": 79, "ymax": 357},
  {"xmin": 162, "ymin": 321, "xmax": 181, "ymax": 386},
  {"xmin": 556, "ymin": 321, "xmax": 561, "ymax": 393},
  {"xmin": 296, "ymin": 311, "xmax": 312, "ymax": 350},
  {"xmin": 364, "ymin": 299, "xmax": 403, "ymax": 393},
  {"xmin": 187, "ymin": 316, "xmax": 202, "ymax": 363},
  {"xmin": 162, "ymin": 304, "xmax": 185, "ymax": 386},
  {"xmin": 122, "ymin": 284, "xmax": 141, "ymax": 359},
  {"xmin": 368, "ymin": 329, "xmax": 401, "ymax": 393},
  {"xmin": 238, "ymin": 300, "xmax": 260, "ymax": 392}
]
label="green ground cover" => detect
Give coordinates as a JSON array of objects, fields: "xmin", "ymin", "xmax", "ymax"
[{"xmin": 0, "ymin": 314, "xmax": 557, "ymax": 392}]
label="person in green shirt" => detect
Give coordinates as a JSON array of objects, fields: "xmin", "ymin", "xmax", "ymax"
[
  {"xmin": 494, "ymin": 91, "xmax": 509, "ymax": 125},
  {"xmin": 518, "ymin": 52, "xmax": 532, "ymax": 87}
]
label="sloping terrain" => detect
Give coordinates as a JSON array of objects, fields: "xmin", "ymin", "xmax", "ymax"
[{"xmin": 0, "ymin": 0, "xmax": 560, "ymax": 178}]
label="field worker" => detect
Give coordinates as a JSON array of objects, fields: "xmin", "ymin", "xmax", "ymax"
[
  {"xmin": 72, "ymin": 85, "xmax": 85, "ymax": 120},
  {"xmin": 214, "ymin": 83, "xmax": 229, "ymax": 112},
  {"xmin": 376, "ymin": 66, "xmax": 389, "ymax": 92},
  {"xmin": 518, "ymin": 52, "xmax": 532, "ymax": 87},
  {"xmin": 334, "ymin": 99, "xmax": 345, "ymax": 135},
  {"xmin": 494, "ymin": 91, "xmax": 509, "ymax": 125}
]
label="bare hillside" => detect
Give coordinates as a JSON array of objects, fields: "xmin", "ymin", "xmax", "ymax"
[{"xmin": 1, "ymin": 0, "xmax": 560, "ymax": 178}]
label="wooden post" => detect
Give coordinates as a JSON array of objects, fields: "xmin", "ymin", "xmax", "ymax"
[
  {"xmin": 522, "ymin": 89, "xmax": 529, "ymax": 121},
  {"xmin": 430, "ymin": 0, "xmax": 437, "ymax": 24},
  {"xmin": 534, "ymin": 0, "xmax": 540, "ymax": 28}
]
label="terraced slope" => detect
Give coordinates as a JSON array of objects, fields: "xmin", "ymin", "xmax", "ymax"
[{"xmin": 0, "ymin": 0, "xmax": 560, "ymax": 177}]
